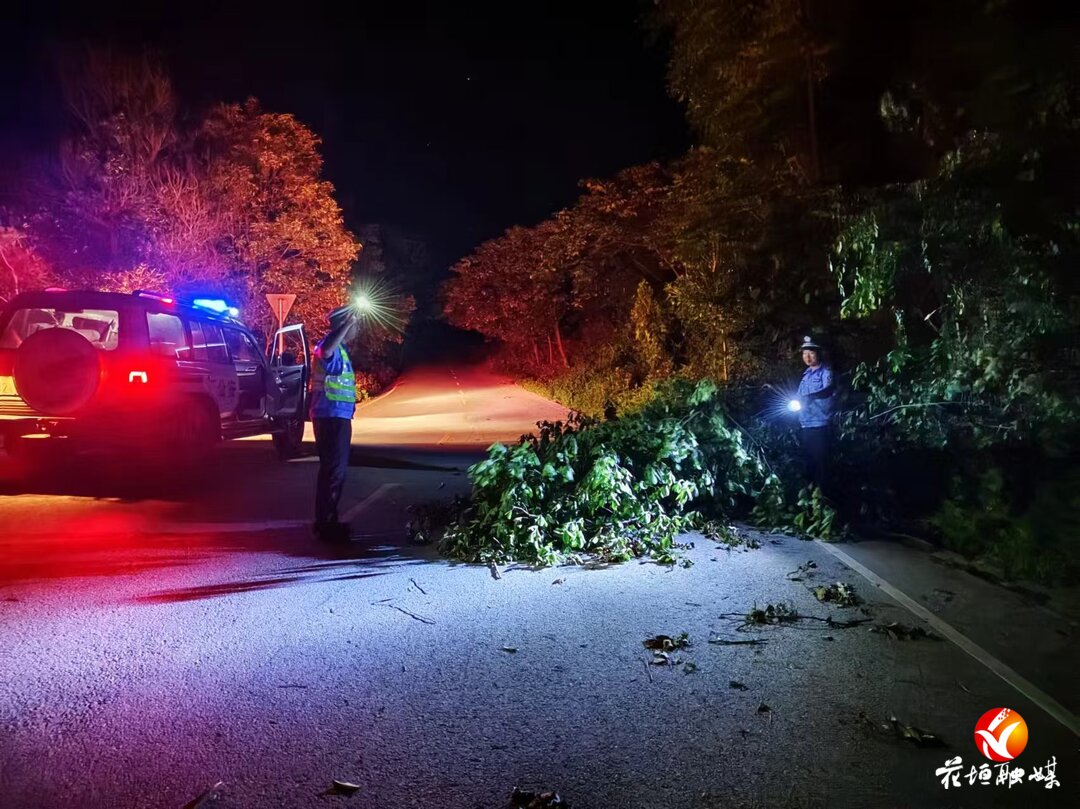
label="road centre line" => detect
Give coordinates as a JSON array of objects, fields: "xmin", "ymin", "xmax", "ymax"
[{"xmin": 340, "ymin": 482, "xmax": 400, "ymax": 524}]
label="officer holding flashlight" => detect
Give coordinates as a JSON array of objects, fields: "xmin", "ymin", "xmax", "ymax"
[
  {"xmin": 310, "ymin": 305, "xmax": 359, "ymax": 543},
  {"xmin": 794, "ymin": 335, "xmax": 835, "ymax": 491}
]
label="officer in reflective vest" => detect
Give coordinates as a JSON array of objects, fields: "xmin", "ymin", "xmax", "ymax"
[{"xmin": 310, "ymin": 306, "xmax": 358, "ymax": 543}]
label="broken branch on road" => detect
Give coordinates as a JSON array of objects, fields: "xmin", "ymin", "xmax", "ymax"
[
  {"xmin": 385, "ymin": 604, "xmax": 436, "ymax": 625},
  {"xmin": 869, "ymin": 621, "xmax": 941, "ymax": 641},
  {"xmin": 182, "ymin": 781, "xmax": 225, "ymax": 809}
]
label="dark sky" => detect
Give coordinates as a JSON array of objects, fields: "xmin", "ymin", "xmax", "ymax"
[{"xmin": 2, "ymin": 0, "xmax": 689, "ymax": 268}]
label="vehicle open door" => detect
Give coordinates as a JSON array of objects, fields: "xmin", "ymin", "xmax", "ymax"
[
  {"xmin": 267, "ymin": 324, "xmax": 309, "ymax": 418},
  {"xmin": 266, "ymin": 324, "xmax": 309, "ymax": 459}
]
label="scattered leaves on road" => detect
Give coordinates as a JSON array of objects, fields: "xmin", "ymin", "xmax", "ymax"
[
  {"xmin": 812, "ymin": 582, "xmax": 861, "ymax": 606},
  {"xmin": 551, "ymin": 578, "xmax": 565, "ymax": 585},
  {"xmin": 650, "ymin": 651, "xmax": 673, "ymax": 666},
  {"xmin": 682, "ymin": 661, "xmax": 699, "ymax": 674},
  {"xmin": 869, "ymin": 621, "xmax": 941, "ymax": 641},
  {"xmin": 509, "ymin": 786, "xmax": 569, "ymax": 807},
  {"xmin": 643, "ymin": 632, "xmax": 691, "ymax": 651},
  {"xmin": 861, "ymin": 713, "xmax": 946, "ymax": 748},
  {"xmin": 786, "ymin": 560, "xmax": 818, "ymax": 581},
  {"xmin": 501, "ymin": 646, "xmax": 519, "ymax": 653},
  {"xmin": 745, "ymin": 603, "xmax": 800, "ymax": 626},
  {"xmin": 757, "ymin": 702, "xmax": 771, "ymax": 714},
  {"xmin": 702, "ymin": 520, "xmax": 762, "ymax": 551},
  {"xmin": 888, "ymin": 716, "xmax": 946, "ymax": 748},
  {"xmin": 729, "ymin": 680, "xmax": 749, "ymax": 690}
]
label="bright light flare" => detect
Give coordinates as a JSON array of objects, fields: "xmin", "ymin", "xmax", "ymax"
[
  {"xmin": 755, "ymin": 384, "xmax": 805, "ymax": 422},
  {"xmin": 349, "ymin": 277, "xmax": 406, "ymax": 334}
]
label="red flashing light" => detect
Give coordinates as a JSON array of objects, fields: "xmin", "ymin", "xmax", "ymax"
[
  {"xmin": 128, "ymin": 371, "xmax": 149, "ymax": 384},
  {"xmin": 134, "ymin": 291, "xmax": 175, "ymax": 305}
]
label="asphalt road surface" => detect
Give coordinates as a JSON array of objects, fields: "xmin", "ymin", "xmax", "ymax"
[{"xmin": 1, "ymin": 366, "xmax": 1077, "ymax": 809}]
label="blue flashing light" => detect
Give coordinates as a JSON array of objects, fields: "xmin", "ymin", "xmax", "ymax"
[{"xmin": 192, "ymin": 298, "xmax": 239, "ymax": 318}]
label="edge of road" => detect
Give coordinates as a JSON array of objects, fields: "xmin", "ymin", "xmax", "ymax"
[{"xmin": 817, "ymin": 538, "xmax": 1080, "ymax": 738}]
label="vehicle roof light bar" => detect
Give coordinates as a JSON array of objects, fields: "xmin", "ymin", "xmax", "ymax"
[
  {"xmin": 133, "ymin": 291, "xmax": 176, "ymax": 304},
  {"xmin": 191, "ymin": 298, "xmax": 240, "ymax": 318}
]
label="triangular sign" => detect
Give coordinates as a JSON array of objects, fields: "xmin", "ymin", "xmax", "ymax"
[{"xmin": 265, "ymin": 293, "xmax": 297, "ymax": 324}]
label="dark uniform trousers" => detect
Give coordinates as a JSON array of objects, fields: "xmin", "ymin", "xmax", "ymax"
[
  {"xmin": 800, "ymin": 426, "xmax": 830, "ymax": 491},
  {"xmin": 313, "ymin": 417, "xmax": 353, "ymax": 529}
]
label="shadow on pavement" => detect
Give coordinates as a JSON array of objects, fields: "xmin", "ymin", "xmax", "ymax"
[
  {"xmin": 348, "ymin": 443, "xmax": 484, "ymax": 472},
  {"xmin": 0, "ymin": 444, "xmax": 290, "ymax": 501},
  {"xmin": 130, "ymin": 537, "xmax": 437, "ymax": 603},
  {"xmin": 0, "ymin": 513, "xmax": 439, "ymax": 590}
]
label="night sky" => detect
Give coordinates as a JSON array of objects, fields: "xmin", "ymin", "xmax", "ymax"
[{"xmin": 2, "ymin": 0, "xmax": 689, "ymax": 269}]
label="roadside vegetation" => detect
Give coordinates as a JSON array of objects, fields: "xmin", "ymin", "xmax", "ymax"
[{"xmin": 441, "ymin": 1, "xmax": 1079, "ymax": 581}]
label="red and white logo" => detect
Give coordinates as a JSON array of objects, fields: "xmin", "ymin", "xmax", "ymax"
[{"xmin": 974, "ymin": 707, "xmax": 1029, "ymax": 762}]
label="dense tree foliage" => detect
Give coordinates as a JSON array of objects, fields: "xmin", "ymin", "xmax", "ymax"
[
  {"xmin": 442, "ymin": 0, "xmax": 1079, "ymax": 578},
  {"xmin": 20, "ymin": 49, "xmax": 362, "ymax": 339}
]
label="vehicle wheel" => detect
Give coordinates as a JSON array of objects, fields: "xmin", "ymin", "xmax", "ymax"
[{"xmin": 271, "ymin": 416, "xmax": 305, "ymax": 460}]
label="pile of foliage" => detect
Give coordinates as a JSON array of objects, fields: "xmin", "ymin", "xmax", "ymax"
[{"xmin": 440, "ymin": 380, "xmax": 782, "ymax": 565}]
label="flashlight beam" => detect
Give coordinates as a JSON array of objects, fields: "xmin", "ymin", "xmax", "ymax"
[{"xmin": 348, "ymin": 277, "xmax": 407, "ymax": 334}]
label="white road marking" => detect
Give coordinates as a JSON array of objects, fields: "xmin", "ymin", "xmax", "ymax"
[
  {"xmin": 156, "ymin": 520, "xmax": 310, "ymax": 534},
  {"xmin": 818, "ymin": 540, "xmax": 1080, "ymax": 738},
  {"xmin": 340, "ymin": 482, "xmax": 400, "ymax": 524}
]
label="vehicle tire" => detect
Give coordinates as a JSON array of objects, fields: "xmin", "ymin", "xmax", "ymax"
[
  {"xmin": 271, "ymin": 415, "xmax": 305, "ymax": 460},
  {"xmin": 13, "ymin": 328, "xmax": 100, "ymax": 415}
]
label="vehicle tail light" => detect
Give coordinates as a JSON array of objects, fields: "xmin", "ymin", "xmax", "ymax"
[{"xmin": 128, "ymin": 371, "xmax": 149, "ymax": 384}]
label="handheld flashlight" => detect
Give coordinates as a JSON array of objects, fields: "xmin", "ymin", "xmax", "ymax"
[
  {"xmin": 788, "ymin": 399, "xmax": 802, "ymax": 413},
  {"xmin": 353, "ymin": 294, "xmax": 373, "ymax": 314}
]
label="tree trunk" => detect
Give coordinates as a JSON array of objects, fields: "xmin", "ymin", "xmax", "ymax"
[
  {"xmin": 554, "ymin": 321, "xmax": 569, "ymax": 368},
  {"xmin": 802, "ymin": 0, "xmax": 821, "ymax": 183},
  {"xmin": 532, "ymin": 341, "xmax": 541, "ymax": 366},
  {"xmin": 0, "ymin": 248, "xmax": 18, "ymax": 300},
  {"xmin": 721, "ymin": 333, "xmax": 730, "ymax": 382},
  {"xmin": 547, "ymin": 334, "xmax": 554, "ymax": 365}
]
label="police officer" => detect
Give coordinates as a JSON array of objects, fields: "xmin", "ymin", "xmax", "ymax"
[
  {"xmin": 311, "ymin": 305, "xmax": 359, "ymax": 543},
  {"xmin": 795, "ymin": 335, "xmax": 835, "ymax": 491}
]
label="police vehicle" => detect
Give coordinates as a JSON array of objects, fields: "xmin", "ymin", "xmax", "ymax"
[{"xmin": 0, "ymin": 289, "xmax": 310, "ymax": 461}]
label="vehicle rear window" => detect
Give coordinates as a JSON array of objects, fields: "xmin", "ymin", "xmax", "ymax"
[
  {"xmin": 147, "ymin": 312, "xmax": 188, "ymax": 359},
  {"xmin": 0, "ymin": 307, "xmax": 121, "ymax": 351}
]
